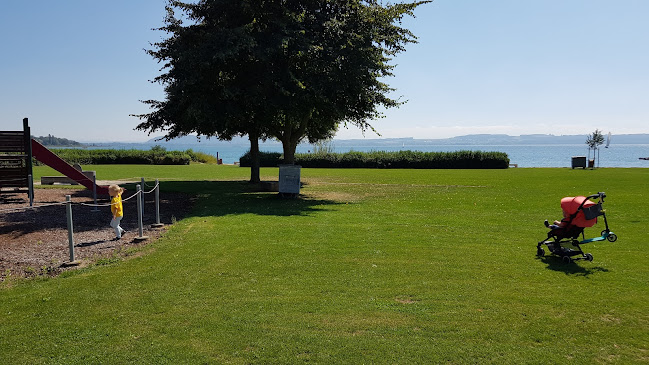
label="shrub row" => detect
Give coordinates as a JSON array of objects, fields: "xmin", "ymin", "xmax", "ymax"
[
  {"xmin": 33, "ymin": 147, "xmax": 216, "ymax": 165},
  {"xmin": 240, "ymin": 150, "xmax": 510, "ymax": 169},
  {"xmin": 239, "ymin": 151, "xmax": 284, "ymax": 168}
]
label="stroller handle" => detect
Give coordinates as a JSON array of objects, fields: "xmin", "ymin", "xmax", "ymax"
[
  {"xmin": 585, "ymin": 192, "xmax": 605, "ymax": 198},
  {"xmin": 582, "ymin": 192, "xmax": 606, "ymax": 209}
]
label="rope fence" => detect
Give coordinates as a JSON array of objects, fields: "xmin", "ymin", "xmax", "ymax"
[
  {"xmin": 77, "ymin": 190, "xmax": 142, "ymax": 208},
  {"xmin": 1, "ymin": 179, "xmax": 160, "ymax": 211},
  {"xmin": 1, "ymin": 178, "xmax": 164, "ymax": 264},
  {"xmin": 143, "ymin": 181, "xmax": 159, "ymax": 195},
  {"xmin": 0, "ymin": 187, "xmax": 141, "ymax": 213}
]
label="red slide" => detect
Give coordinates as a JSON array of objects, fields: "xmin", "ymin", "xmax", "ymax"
[{"xmin": 31, "ymin": 139, "xmax": 109, "ymax": 195}]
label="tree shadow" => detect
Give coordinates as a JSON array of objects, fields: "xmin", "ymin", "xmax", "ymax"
[
  {"xmin": 158, "ymin": 180, "xmax": 343, "ymax": 219},
  {"xmin": 0, "ymin": 187, "xmax": 193, "ymax": 237},
  {"xmin": 76, "ymin": 239, "xmax": 106, "ymax": 247},
  {"xmin": 0, "ymin": 180, "xmax": 341, "ymax": 237},
  {"xmin": 0, "ymin": 193, "xmax": 28, "ymax": 205},
  {"xmin": 537, "ymin": 255, "xmax": 610, "ymax": 277},
  {"xmin": 1, "ymin": 189, "xmax": 93, "ymax": 237}
]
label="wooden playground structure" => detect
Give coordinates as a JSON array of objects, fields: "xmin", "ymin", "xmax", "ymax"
[
  {"xmin": 1, "ymin": 118, "xmax": 110, "ymax": 206},
  {"xmin": 0, "ymin": 118, "xmax": 34, "ymax": 205}
]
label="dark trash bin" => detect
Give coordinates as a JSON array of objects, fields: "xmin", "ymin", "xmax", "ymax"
[{"xmin": 571, "ymin": 156, "xmax": 587, "ymax": 169}]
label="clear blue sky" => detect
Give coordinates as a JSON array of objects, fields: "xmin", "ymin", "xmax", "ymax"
[{"xmin": 1, "ymin": 0, "xmax": 647, "ymax": 142}]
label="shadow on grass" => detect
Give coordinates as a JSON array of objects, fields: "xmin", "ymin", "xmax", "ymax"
[
  {"xmin": 159, "ymin": 180, "xmax": 342, "ymax": 218},
  {"xmin": 538, "ymin": 256, "xmax": 610, "ymax": 276},
  {"xmin": 0, "ymin": 180, "xmax": 339, "ymax": 238}
]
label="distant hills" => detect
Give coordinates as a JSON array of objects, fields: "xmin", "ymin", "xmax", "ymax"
[
  {"xmin": 143, "ymin": 133, "xmax": 649, "ymax": 146},
  {"xmin": 32, "ymin": 134, "xmax": 83, "ymax": 147},
  {"xmin": 336, "ymin": 134, "xmax": 649, "ymax": 146}
]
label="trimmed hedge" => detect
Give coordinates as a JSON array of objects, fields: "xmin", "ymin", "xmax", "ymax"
[
  {"xmin": 239, "ymin": 151, "xmax": 283, "ymax": 167},
  {"xmin": 240, "ymin": 150, "xmax": 510, "ymax": 169},
  {"xmin": 34, "ymin": 148, "xmax": 195, "ymax": 165}
]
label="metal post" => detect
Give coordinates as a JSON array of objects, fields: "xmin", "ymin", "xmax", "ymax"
[
  {"xmin": 152, "ymin": 179, "xmax": 163, "ymax": 228},
  {"xmin": 140, "ymin": 177, "xmax": 146, "ymax": 215},
  {"xmin": 134, "ymin": 184, "xmax": 148, "ymax": 241},
  {"xmin": 66, "ymin": 195, "xmax": 75, "ymax": 262},
  {"xmin": 137, "ymin": 184, "xmax": 143, "ymax": 236},
  {"xmin": 28, "ymin": 174, "xmax": 34, "ymax": 207},
  {"xmin": 155, "ymin": 179, "xmax": 160, "ymax": 224},
  {"xmin": 92, "ymin": 172, "xmax": 99, "ymax": 212},
  {"xmin": 23, "ymin": 118, "xmax": 33, "ymax": 195}
]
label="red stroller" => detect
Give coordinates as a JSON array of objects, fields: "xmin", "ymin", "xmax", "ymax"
[{"xmin": 537, "ymin": 192, "xmax": 617, "ymax": 263}]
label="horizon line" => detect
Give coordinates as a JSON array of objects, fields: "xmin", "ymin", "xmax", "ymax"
[{"xmin": 77, "ymin": 132, "xmax": 649, "ymax": 144}]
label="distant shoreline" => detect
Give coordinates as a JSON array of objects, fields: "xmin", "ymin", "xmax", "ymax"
[{"xmin": 80, "ymin": 133, "xmax": 649, "ymax": 146}]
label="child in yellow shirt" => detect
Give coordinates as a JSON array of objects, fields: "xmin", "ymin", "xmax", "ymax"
[{"xmin": 109, "ymin": 184, "xmax": 126, "ymax": 240}]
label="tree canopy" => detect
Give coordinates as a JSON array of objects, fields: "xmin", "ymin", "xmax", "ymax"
[
  {"xmin": 264, "ymin": 0, "xmax": 430, "ymax": 163},
  {"xmin": 134, "ymin": 0, "xmax": 430, "ymax": 178},
  {"xmin": 586, "ymin": 129, "xmax": 605, "ymax": 167},
  {"xmin": 586, "ymin": 129, "xmax": 605, "ymax": 150}
]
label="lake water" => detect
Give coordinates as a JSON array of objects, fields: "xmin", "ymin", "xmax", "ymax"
[{"xmin": 82, "ymin": 142, "xmax": 649, "ymax": 168}]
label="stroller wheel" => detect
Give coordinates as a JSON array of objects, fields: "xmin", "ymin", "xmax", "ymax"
[
  {"xmin": 536, "ymin": 247, "xmax": 545, "ymax": 257},
  {"xmin": 585, "ymin": 253, "xmax": 593, "ymax": 262},
  {"xmin": 607, "ymin": 234, "xmax": 618, "ymax": 242},
  {"xmin": 562, "ymin": 256, "xmax": 572, "ymax": 264}
]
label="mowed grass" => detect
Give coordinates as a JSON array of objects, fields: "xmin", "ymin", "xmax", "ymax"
[{"xmin": 2, "ymin": 166, "xmax": 649, "ymax": 363}]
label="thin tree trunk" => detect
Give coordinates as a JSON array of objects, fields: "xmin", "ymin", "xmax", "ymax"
[{"xmin": 249, "ymin": 133, "xmax": 260, "ymax": 183}]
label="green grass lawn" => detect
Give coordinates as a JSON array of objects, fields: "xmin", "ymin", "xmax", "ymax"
[{"xmin": 2, "ymin": 166, "xmax": 648, "ymax": 363}]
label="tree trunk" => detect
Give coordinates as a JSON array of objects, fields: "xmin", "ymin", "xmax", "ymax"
[
  {"xmin": 249, "ymin": 133, "xmax": 260, "ymax": 183},
  {"xmin": 279, "ymin": 117, "xmax": 309, "ymax": 165},
  {"xmin": 282, "ymin": 138, "xmax": 298, "ymax": 165}
]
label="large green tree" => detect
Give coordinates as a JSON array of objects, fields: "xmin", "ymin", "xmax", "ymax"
[
  {"xmin": 266, "ymin": 0, "xmax": 430, "ymax": 163},
  {"xmin": 134, "ymin": 0, "xmax": 429, "ymax": 178},
  {"xmin": 134, "ymin": 1, "xmax": 278, "ymax": 182}
]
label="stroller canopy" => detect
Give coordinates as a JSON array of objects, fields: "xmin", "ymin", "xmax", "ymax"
[{"xmin": 561, "ymin": 196, "xmax": 597, "ymax": 227}]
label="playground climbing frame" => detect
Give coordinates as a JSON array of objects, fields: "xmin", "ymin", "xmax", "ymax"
[{"xmin": 0, "ymin": 118, "xmax": 34, "ymax": 204}]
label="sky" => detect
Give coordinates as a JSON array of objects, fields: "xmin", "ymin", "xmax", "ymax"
[{"xmin": 1, "ymin": 0, "xmax": 647, "ymax": 142}]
